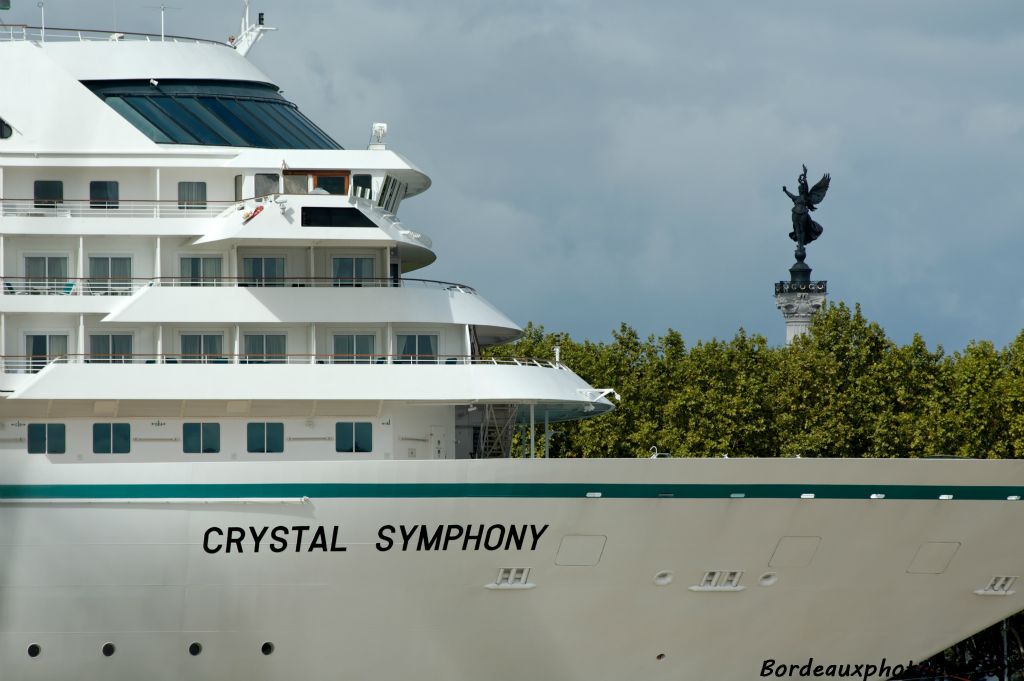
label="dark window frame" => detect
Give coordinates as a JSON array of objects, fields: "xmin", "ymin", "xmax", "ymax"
[
  {"xmin": 28, "ymin": 423, "xmax": 66, "ymax": 454},
  {"xmin": 336, "ymin": 421, "xmax": 373, "ymax": 453},
  {"xmin": 93, "ymin": 423, "xmax": 131, "ymax": 454},
  {"xmin": 89, "ymin": 181, "xmax": 120, "ymax": 209},
  {"xmin": 247, "ymin": 422, "xmax": 284, "ymax": 453},
  {"xmin": 183, "ymin": 422, "xmax": 221, "ymax": 453},
  {"xmin": 33, "ymin": 180, "xmax": 64, "ymax": 208}
]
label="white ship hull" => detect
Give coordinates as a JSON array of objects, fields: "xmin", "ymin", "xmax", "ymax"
[{"xmin": 3, "ymin": 457, "xmax": 1024, "ymax": 680}]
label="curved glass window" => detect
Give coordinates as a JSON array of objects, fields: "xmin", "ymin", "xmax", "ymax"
[{"xmin": 84, "ymin": 79, "xmax": 342, "ymax": 149}]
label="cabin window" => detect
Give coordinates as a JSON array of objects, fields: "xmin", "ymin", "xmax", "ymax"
[
  {"xmin": 88, "ymin": 256, "xmax": 132, "ymax": 294},
  {"xmin": 26, "ymin": 334, "xmax": 68, "ymax": 373},
  {"xmin": 241, "ymin": 256, "xmax": 285, "ymax": 286},
  {"xmin": 301, "ymin": 207, "xmax": 376, "ymax": 228},
  {"xmin": 33, "ymin": 181, "xmax": 63, "ymax": 208},
  {"xmin": 183, "ymin": 423, "xmax": 220, "ymax": 453},
  {"xmin": 181, "ymin": 334, "xmax": 225, "ymax": 363},
  {"xmin": 255, "ymin": 173, "xmax": 280, "ymax": 197},
  {"xmin": 28, "ymin": 424, "xmax": 65, "ymax": 454},
  {"xmin": 247, "ymin": 422, "xmax": 284, "ymax": 453},
  {"xmin": 180, "ymin": 256, "xmax": 223, "ymax": 286},
  {"xmin": 313, "ymin": 172, "xmax": 348, "ymax": 195},
  {"xmin": 177, "ymin": 181, "xmax": 207, "ymax": 210},
  {"xmin": 93, "ymin": 423, "xmax": 131, "ymax": 454},
  {"xmin": 24, "ymin": 256, "xmax": 69, "ymax": 294},
  {"xmin": 396, "ymin": 334, "xmax": 439, "ymax": 364},
  {"xmin": 89, "ymin": 334, "xmax": 133, "ymax": 363},
  {"xmin": 332, "ymin": 256, "xmax": 375, "ymax": 286},
  {"xmin": 336, "ymin": 422, "xmax": 372, "ymax": 453},
  {"xmin": 243, "ymin": 334, "xmax": 286, "ymax": 363},
  {"xmin": 0, "ymin": 117, "xmax": 12, "ymax": 139},
  {"xmin": 352, "ymin": 174, "xmax": 372, "ymax": 200},
  {"xmin": 333, "ymin": 334, "xmax": 375, "ymax": 364},
  {"xmin": 234, "ymin": 174, "xmax": 243, "ymax": 201},
  {"xmin": 89, "ymin": 181, "xmax": 119, "ymax": 209}
]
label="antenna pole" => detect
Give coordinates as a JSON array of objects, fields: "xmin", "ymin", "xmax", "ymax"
[
  {"xmin": 37, "ymin": 1, "xmax": 44, "ymax": 42},
  {"xmin": 160, "ymin": 3, "xmax": 165, "ymax": 41}
]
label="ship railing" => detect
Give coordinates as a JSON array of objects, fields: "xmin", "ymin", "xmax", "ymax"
[
  {"xmin": 1, "ymin": 354, "xmax": 565, "ymax": 373},
  {"xmin": 0, "ymin": 24, "xmax": 227, "ymax": 46},
  {"xmin": 0, "ymin": 199, "xmax": 237, "ymax": 219},
  {"xmin": 0, "ymin": 277, "xmax": 476, "ymax": 295}
]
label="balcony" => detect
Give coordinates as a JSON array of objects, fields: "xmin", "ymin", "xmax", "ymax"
[
  {"xmin": 0, "ymin": 198, "xmax": 235, "ymax": 219},
  {"xmin": 1, "ymin": 353, "xmax": 563, "ymax": 374},
  {"xmin": 0, "ymin": 276, "xmax": 476, "ymax": 296}
]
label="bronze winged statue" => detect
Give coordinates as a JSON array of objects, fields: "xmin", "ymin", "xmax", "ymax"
[{"xmin": 783, "ymin": 165, "xmax": 830, "ymax": 254}]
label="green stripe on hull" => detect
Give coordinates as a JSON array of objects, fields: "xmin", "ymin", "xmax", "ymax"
[{"xmin": 0, "ymin": 483, "xmax": 1022, "ymax": 501}]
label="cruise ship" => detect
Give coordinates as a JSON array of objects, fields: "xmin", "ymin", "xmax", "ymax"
[{"xmin": 2, "ymin": 7, "xmax": 1024, "ymax": 681}]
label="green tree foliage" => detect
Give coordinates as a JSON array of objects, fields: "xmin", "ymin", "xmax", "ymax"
[{"xmin": 486, "ymin": 303, "xmax": 1024, "ymax": 459}]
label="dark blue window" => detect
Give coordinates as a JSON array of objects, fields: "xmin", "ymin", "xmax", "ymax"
[
  {"xmin": 247, "ymin": 422, "xmax": 284, "ymax": 453},
  {"xmin": 336, "ymin": 422, "xmax": 372, "ymax": 453},
  {"xmin": 183, "ymin": 422, "xmax": 220, "ymax": 453},
  {"xmin": 93, "ymin": 423, "xmax": 130, "ymax": 454},
  {"xmin": 84, "ymin": 80, "xmax": 341, "ymax": 150},
  {"xmin": 28, "ymin": 423, "xmax": 65, "ymax": 454}
]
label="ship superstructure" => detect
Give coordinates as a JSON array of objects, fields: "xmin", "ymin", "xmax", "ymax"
[{"xmin": 3, "ymin": 13, "xmax": 1024, "ymax": 681}]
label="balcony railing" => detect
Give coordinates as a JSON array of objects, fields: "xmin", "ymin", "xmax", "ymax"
[
  {"xmin": 1, "ymin": 354, "xmax": 564, "ymax": 374},
  {"xmin": 0, "ymin": 199, "xmax": 237, "ymax": 219},
  {"xmin": 0, "ymin": 25, "xmax": 228, "ymax": 46},
  {"xmin": 0, "ymin": 277, "xmax": 476, "ymax": 295}
]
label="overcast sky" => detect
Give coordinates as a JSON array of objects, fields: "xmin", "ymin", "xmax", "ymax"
[{"xmin": 6, "ymin": 1, "xmax": 1024, "ymax": 349}]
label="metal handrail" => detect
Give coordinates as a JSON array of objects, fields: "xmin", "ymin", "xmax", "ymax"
[
  {"xmin": 1, "ymin": 353, "xmax": 564, "ymax": 374},
  {"xmin": 0, "ymin": 198, "xmax": 237, "ymax": 219},
  {"xmin": 0, "ymin": 276, "xmax": 476, "ymax": 295},
  {"xmin": 0, "ymin": 24, "xmax": 228, "ymax": 46}
]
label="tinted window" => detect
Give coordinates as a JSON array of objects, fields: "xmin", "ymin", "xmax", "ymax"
[
  {"xmin": 90, "ymin": 181, "xmax": 119, "ymax": 208},
  {"xmin": 247, "ymin": 422, "xmax": 284, "ymax": 453},
  {"xmin": 336, "ymin": 422, "xmax": 372, "ymax": 453},
  {"xmin": 84, "ymin": 79, "xmax": 341, "ymax": 150},
  {"xmin": 183, "ymin": 422, "xmax": 220, "ymax": 453},
  {"xmin": 301, "ymin": 207, "xmax": 376, "ymax": 228},
  {"xmin": 34, "ymin": 180, "xmax": 63, "ymax": 208},
  {"xmin": 29, "ymin": 423, "xmax": 66, "ymax": 454},
  {"xmin": 0, "ymin": 117, "xmax": 11, "ymax": 139},
  {"xmin": 93, "ymin": 423, "xmax": 130, "ymax": 454}
]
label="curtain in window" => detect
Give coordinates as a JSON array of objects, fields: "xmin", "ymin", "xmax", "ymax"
[
  {"xmin": 178, "ymin": 182, "xmax": 207, "ymax": 209},
  {"xmin": 89, "ymin": 334, "xmax": 110, "ymax": 363},
  {"xmin": 244, "ymin": 334, "xmax": 284, "ymax": 363},
  {"xmin": 243, "ymin": 257, "xmax": 284, "ymax": 286},
  {"xmin": 397, "ymin": 334, "xmax": 417, "ymax": 364},
  {"xmin": 29, "ymin": 334, "xmax": 68, "ymax": 372},
  {"xmin": 417, "ymin": 335, "xmax": 437, "ymax": 363},
  {"xmin": 265, "ymin": 335, "xmax": 286, "ymax": 362},
  {"xmin": 181, "ymin": 334, "xmax": 202, "ymax": 362},
  {"xmin": 334, "ymin": 334, "xmax": 353, "ymax": 362},
  {"xmin": 111, "ymin": 335, "xmax": 132, "ymax": 362},
  {"xmin": 181, "ymin": 257, "xmax": 223, "ymax": 285},
  {"xmin": 47, "ymin": 335, "xmax": 68, "ymax": 357},
  {"xmin": 355, "ymin": 335, "xmax": 374, "ymax": 364}
]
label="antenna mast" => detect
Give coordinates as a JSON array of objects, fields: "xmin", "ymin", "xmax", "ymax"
[{"xmin": 233, "ymin": 0, "xmax": 276, "ymax": 56}]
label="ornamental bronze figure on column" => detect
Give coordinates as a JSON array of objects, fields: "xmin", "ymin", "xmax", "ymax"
[{"xmin": 783, "ymin": 164, "xmax": 831, "ymax": 260}]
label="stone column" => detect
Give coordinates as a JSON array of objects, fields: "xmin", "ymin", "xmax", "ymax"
[{"xmin": 775, "ymin": 281, "xmax": 827, "ymax": 344}]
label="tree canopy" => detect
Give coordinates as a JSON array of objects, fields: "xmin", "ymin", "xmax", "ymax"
[{"xmin": 487, "ymin": 302, "xmax": 1024, "ymax": 460}]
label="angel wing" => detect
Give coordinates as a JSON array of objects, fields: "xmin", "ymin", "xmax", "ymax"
[{"xmin": 807, "ymin": 173, "xmax": 830, "ymax": 207}]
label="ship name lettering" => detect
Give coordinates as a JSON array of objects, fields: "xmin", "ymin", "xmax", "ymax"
[
  {"xmin": 375, "ymin": 523, "xmax": 548, "ymax": 552},
  {"xmin": 203, "ymin": 525, "xmax": 347, "ymax": 554}
]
